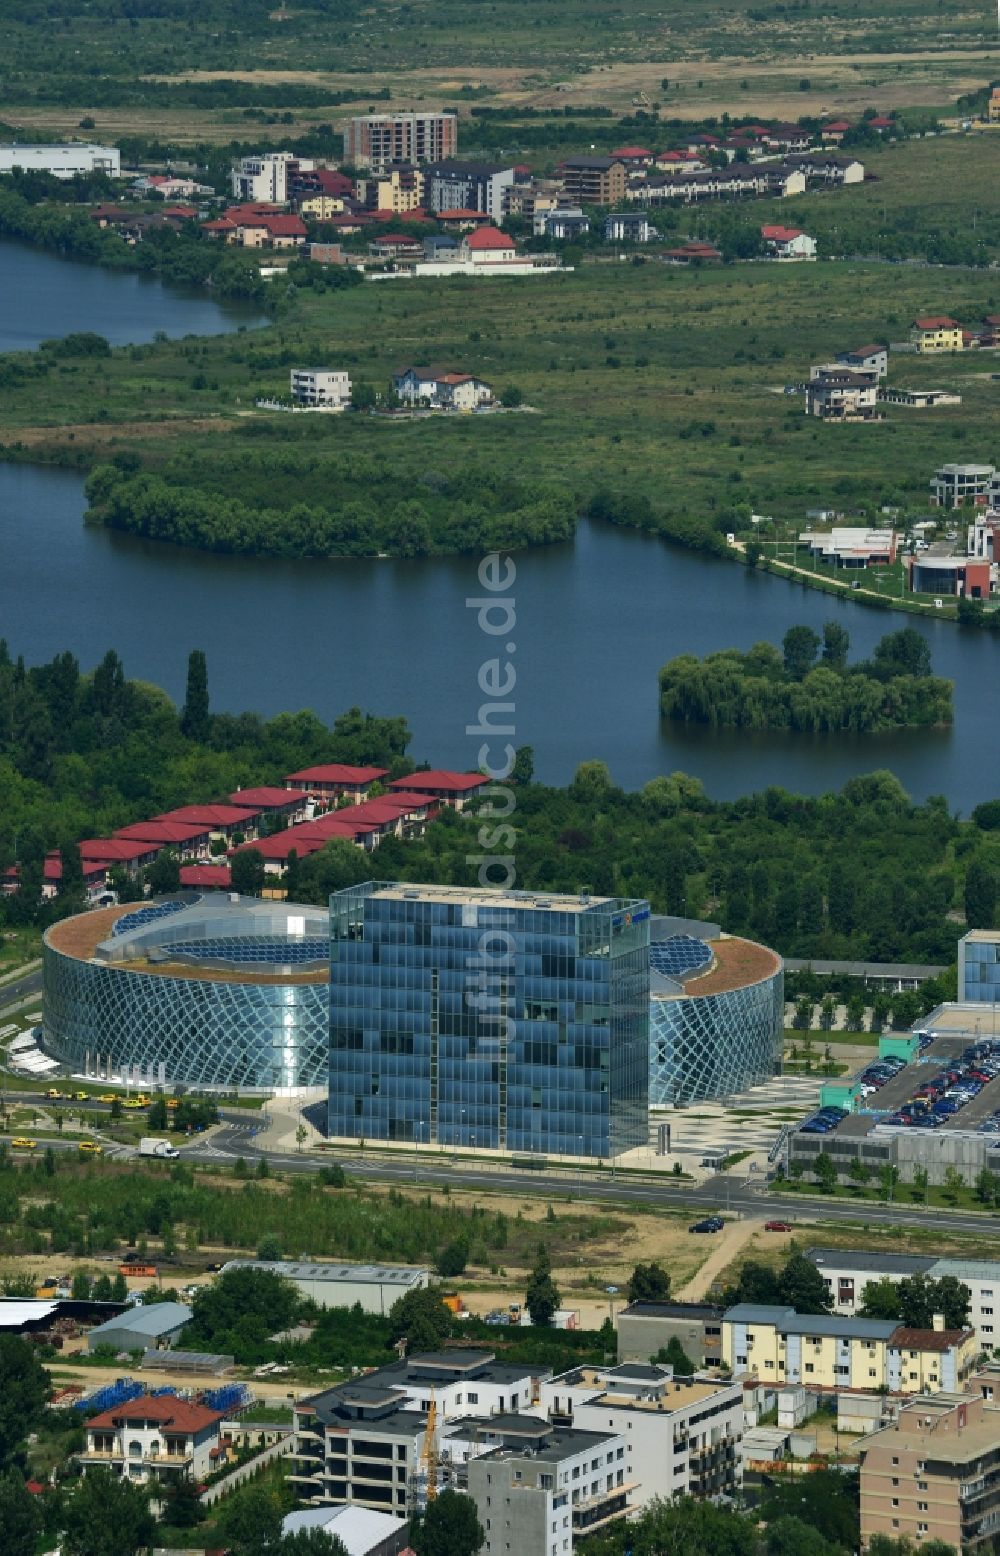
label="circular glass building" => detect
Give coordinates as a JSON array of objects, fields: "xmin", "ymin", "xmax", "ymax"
[
  {"xmin": 648, "ymin": 920, "xmax": 783, "ymax": 1104},
  {"xmin": 42, "ymin": 895, "xmax": 329, "ymax": 1092}
]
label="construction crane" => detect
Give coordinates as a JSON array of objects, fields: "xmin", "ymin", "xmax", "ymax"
[{"xmin": 421, "ymin": 1389, "xmax": 438, "ymax": 1503}]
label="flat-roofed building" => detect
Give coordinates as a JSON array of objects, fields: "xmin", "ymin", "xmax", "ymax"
[
  {"xmin": 558, "ymin": 156, "xmax": 627, "ymax": 206},
  {"xmin": 859, "ymin": 1389, "xmax": 1000, "ymax": 1550},
  {"xmin": 328, "ymin": 883, "xmax": 650, "ymax": 1159},
  {"xmin": 218, "ymin": 1260, "xmax": 428, "ymax": 1314},
  {"xmin": 466, "ymin": 1421, "xmax": 631, "ymax": 1553},
  {"xmin": 908, "ymin": 553, "xmax": 991, "ymax": 598},
  {"xmin": 0, "ymin": 143, "xmax": 120, "ymax": 178},
  {"xmin": 536, "ymin": 1362, "xmax": 742, "ymax": 1507},
  {"xmin": 616, "ymin": 1300, "xmax": 724, "ymax": 1367},
  {"xmin": 799, "ymin": 525, "xmax": 896, "ymax": 566},
  {"xmin": 345, "ymin": 113, "xmax": 457, "ymax": 170},
  {"xmin": 290, "ymin": 368, "xmax": 351, "ymax": 409},
  {"xmin": 930, "ymin": 463, "xmax": 995, "ymax": 508}
]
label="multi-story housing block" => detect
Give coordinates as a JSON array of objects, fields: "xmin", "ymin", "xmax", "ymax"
[
  {"xmin": 536, "ymin": 1363, "xmax": 742, "ymax": 1508},
  {"xmin": 860, "ymin": 1389, "xmax": 1000, "ymax": 1550},
  {"xmin": 345, "ymin": 113, "xmax": 458, "ymax": 169},
  {"xmin": 723, "ymin": 1305, "xmax": 978, "ymax": 1394}
]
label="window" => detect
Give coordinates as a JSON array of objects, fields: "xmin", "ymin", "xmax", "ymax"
[
  {"xmin": 918, "ymin": 1482, "xmax": 928, "ymax": 1492},
  {"xmin": 891, "ymin": 1478, "xmax": 899, "ymax": 1488},
  {"xmin": 918, "ymin": 1503, "xmax": 928, "ymax": 1512},
  {"xmin": 892, "ymin": 1457, "xmax": 899, "ymax": 1466},
  {"xmin": 805, "ymin": 1364, "xmax": 814, "ymax": 1374},
  {"xmin": 469, "ymin": 1393, "xmax": 479, "ymax": 1405},
  {"xmin": 984, "ymin": 1308, "xmax": 994, "ymax": 1316},
  {"xmin": 869, "ymin": 1370, "xmax": 877, "ymax": 1379},
  {"xmin": 892, "ymin": 1521, "xmax": 899, "ymax": 1530},
  {"xmin": 918, "ymin": 1526, "xmax": 928, "ymax": 1536}
]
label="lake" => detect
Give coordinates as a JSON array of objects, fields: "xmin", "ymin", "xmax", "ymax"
[
  {"xmin": 0, "ymin": 239, "xmax": 262, "ymax": 352},
  {"xmin": 1, "ymin": 462, "xmax": 995, "ymax": 810}
]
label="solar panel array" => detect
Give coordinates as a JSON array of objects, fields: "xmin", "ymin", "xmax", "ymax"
[
  {"xmin": 112, "ymin": 901, "xmax": 185, "ymax": 937},
  {"xmin": 168, "ymin": 936, "xmax": 329, "ymax": 966},
  {"xmin": 649, "ymin": 935, "xmax": 713, "ymax": 978}
]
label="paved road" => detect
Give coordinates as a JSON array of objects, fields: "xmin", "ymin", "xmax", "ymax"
[
  {"xmin": 182, "ymin": 1118, "xmax": 1000, "ymax": 1239},
  {"xmin": 0, "ymin": 968, "xmax": 42, "ymax": 1011}
]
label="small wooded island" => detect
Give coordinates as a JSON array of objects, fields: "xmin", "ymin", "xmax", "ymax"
[{"xmin": 659, "ymin": 624, "xmax": 953, "ymax": 732}]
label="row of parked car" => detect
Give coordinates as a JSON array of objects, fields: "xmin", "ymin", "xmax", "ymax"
[
  {"xmin": 883, "ymin": 1042, "xmax": 1000, "ymax": 1130},
  {"xmin": 854, "ymin": 1053, "xmax": 908, "ymax": 1099},
  {"xmin": 799, "ymin": 1105, "xmax": 849, "ymax": 1136}
]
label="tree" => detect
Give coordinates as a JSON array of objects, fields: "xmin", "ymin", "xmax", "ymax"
[
  {"xmin": 813, "ymin": 1152, "xmax": 838, "ymax": 1193},
  {"xmin": 410, "ymin": 1490, "xmax": 484, "ymax": 1556},
  {"xmin": 764, "ymin": 1515, "xmax": 835, "ymax": 1556},
  {"xmin": 912, "ymin": 1165, "xmax": 929, "ymax": 1203},
  {"xmin": 656, "ymin": 1335, "xmax": 695, "ymax": 1374},
  {"xmin": 436, "ymin": 1240, "xmax": 469, "ymax": 1278},
  {"xmin": 777, "ymin": 1251, "xmax": 832, "ymax": 1314},
  {"xmin": 821, "ymin": 621, "xmax": 850, "ymax": 671},
  {"xmin": 148, "ymin": 1098, "xmax": 168, "ymax": 1130},
  {"xmin": 758, "ymin": 1469, "xmax": 860, "ymax": 1551},
  {"xmin": 942, "ymin": 1165, "xmax": 965, "ymax": 1203},
  {"xmin": 525, "ymin": 1243, "xmax": 561, "ymax": 1326},
  {"xmin": 59, "ymin": 838, "xmax": 87, "ymax": 911},
  {"xmin": 388, "ymin": 1287, "xmax": 453, "ymax": 1352},
  {"xmin": 60, "ymin": 1468, "xmax": 155, "ymax": 1556},
  {"xmin": 187, "ymin": 1268, "xmax": 299, "ymax": 1352},
  {"xmin": 511, "ymin": 745, "xmax": 534, "ymax": 785},
  {"xmin": 213, "ymin": 1483, "xmax": 284, "ymax": 1556},
  {"xmin": 878, "ymin": 1163, "xmax": 900, "ymax": 1201},
  {"xmin": 724, "ymin": 1259, "xmax": 781, "ymax": 1307},
  {"xmin": 499, "ymin": 384, "xmax": 523, "ymax": 408},
  {"xmin": 0, "ymin": 1471, "xmax": 42, "ymax": 1556},
  {"xmin": 819, "ymin": 994, "xmax": 836, "ymax": 1030},
  {"xmin": 162, "ymin": 1479, "xmax": 203, "ymax": 1530},
  {"xmin": 848, "ymin": 1157, "xmax": 871, "ymax": 1191},
  {"xmin": 146, "ymin": 849, "xmax": 181, "ymax": 895},
  {"xmin": 782, "ymin": 625, "xmax": 820, "ymax": 680},
  {"xmin": 279, "ymin": 1531, "xmax": 350, "ymax": 1556},
  {"xmin": 873, "ymin": 626, "xmax": 931, "ymax": 680},
  {"xmin": 965, "ymin": 857, "xmax": 997, "ymax": 929},
  {"xmin": 0, "ymin": 1335, "xmax": 48, "ymax": 1468},
  {"xmin": 791, "ymin": 995, "xmax": 813, "ymax": 1030},
  {"xmin": 627, "ymin": 1262, "xmax": 671, "ymax": 1304},
  {"xmin": 859, "ymin": 1277, "xmax": 902, "ymax": 1321},
  {"xmin": 180, "ymin": 649, "xmax": 210, "ymax": 742},
  {"xmin": 845, "ymin": 992, "xmax": 866, "ymax": 1031},
  {"xmin": 975, "ymin": 1167, "xmax": 1000, "ymax": 1207},
  {"xmin": 257, "ymin": 1234, "xmax": 284, "ymax": 1262},
  {"xmin": 230, "ymin": 847, "xmax": 266, "ymax": 897}
]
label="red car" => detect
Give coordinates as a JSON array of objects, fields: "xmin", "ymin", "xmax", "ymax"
[{"xmin": 764, "ymin": 1220, "xmax": 793, "ymax": 1232}]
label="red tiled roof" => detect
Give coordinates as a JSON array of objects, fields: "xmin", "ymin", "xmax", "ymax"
[
  {"xmin": 610, "ymin": 146, "xmax": 653, "ymax": 158},
  {"xmin": 227, "ymin": 787, "xmax": 301, "ymax": 809},
  {"xmin": 179, "ymin": 864, "xmax": 232, "ymax": 888},
  {"xmin": 914, "ymin": 316, "xmax": 959, "ymax": 329},
  {"xmin": 157, "ymin": 804, "xmax": 259, "ymax": 827},
  {"xmin": 888, "ymin": 1326, "xmax": 972, "ymax": 1352},
  {"xmin": 371, "ymin": 232, "xmax": 422, "ymax": 245},
  {"xmin": 202, "ymin": 219, "xmax": 236, "ymax": 232},
  {"xmin": 389, "ymin": 770, "xmax": 487, "ymax": 792},
  {"xmin": 869, "ymin": 116, "xmax": 893, "ymax": 127},
  {"xmin": 86, "ymin": 1396, "xmax": 224, "ymax": 1434},
  {"xmin": 761, "ymin": 224, "xmax": 804, "ymax": 241},
  {"xmin": 464, "ymin": 226, "xmax": 515, "ymax": 251},
  {"xmin": 114, "ymin": 820, "xmax": 209, "ymax": 845},
  {"xmin": 260, "ymin": 214, "xmax": 307, "ymax": 237},
  {"xmin": 846, "ymin": 344, "xmax": 884, "ymax": 357},
  {"xmin": 75, "ymin": 839, "xmax": 157, "ymax": 862},
  {"xmin": 235, "ymin": 832, "xmax": 327, "ymax": 861},
  {"xmin": 379, "ymin": 791, "xmax": 437, "ymax": 809},
  {"xmin": 41, "ymin": 856, "xmax": 107, "ymax": 882},
  {"xmin": 286, "ymin": 765, "xmax": 388, "ymax": 786},
  {"xmin": 162, "ymin": 205, "xmax": 198, "ymax": 218},
  {"xmin": 437, "ymin": 207, "xmax": 489, "ymax": 219},
  {"xmin": 824, "ymin": 120, "xmax": 851, "ymax": 131}
]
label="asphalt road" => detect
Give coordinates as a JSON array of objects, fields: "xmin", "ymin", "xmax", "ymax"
[
  {"xmin": 0, "ymin": 967, "xmax": 42, "ymax": 1010},
  {"xmin": 183, "ymin": 1118, "xmax": 1000, "ymax": 1240}
]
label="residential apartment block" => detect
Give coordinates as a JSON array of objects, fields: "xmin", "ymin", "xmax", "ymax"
[
  {"xmin": 722, "ymin": 1304, "xmax": 978, "ymax": 1394},
  {"xmin": 805, "ymin": 366, "xmax": 878, "ymax": 421},
  {"xmin": 355, "ymin": 164, "xmax": 425, "ymax": 213},
  {"xmin": 232, "ymin": 152, "xmax": 311, "ymax": 204},
  {"xmin": 291, "ymin": 1350, "xmax": 542, "ymax": 1515},
  {"xmin": 808, "ymin": 1246, "xmax": 1000, "ymax": 1355},
  {"xmin": 327, "ymin": 883, "xmax": 650, "ymax": 1159},
  {"xmin": 424, "ymin": 161, "xmax": 516, "ymax": 220},
  {"xmin": 536, "ymin": 1363, "xmax": 743, "ymax": 1508},
  {"xmin": 930, "ymin": 463, "xmax": 996, "ymax": 508},
  {"xmin": 860, "ymin": 1389, "xmax": 1000, "ymax": 1550},
  {"xmin": 616, "ymin": 1301, "xmax": 724, "ymax": 1368},
  {"xmin": 558, "ymin": 157, "xmax": 627, "ymax": 206},
  {"xmin": 466, "ymin": 1421, "xmax": 631, "ymax": 1555},
  {"xmin": 344, "ymin": 113, "xmax": 458, "ymax": 170}
]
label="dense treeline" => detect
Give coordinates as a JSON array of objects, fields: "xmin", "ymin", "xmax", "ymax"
[
  {"xmin": 9, "ymin": 78, "xmax": 386, "ymax": 108},
  {"xmin": 659, "ymin": 623, "xmax": 953, "ymax": 732},
  {"xmin": 0, "ymin": 187, "xmax": 265, "ymax": 301},
  {"xmin": 84, "ymin": 456, "xmax": 577, "ymax": 558},
  {"xmin": 2, "ymin": 644, "xmax": 998, "ymax": 963}
]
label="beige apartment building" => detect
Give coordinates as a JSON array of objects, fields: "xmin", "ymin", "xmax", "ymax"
[
  {"xmin": 344, "ymin": 113, "xmax": 457, "ymax": 169},
  {"xmin": 860, "ymin": 1390, "xmax": 1000, "ymax": 1549}
]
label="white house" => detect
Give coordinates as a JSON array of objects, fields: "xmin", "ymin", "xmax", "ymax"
[
  {"xmin": 231, "ymin": 151, "xmax": 312, "ymax": 203},
  {"xmin": 532, "ymin": 207, "xmax": 590, "ymax": 239},
  {"xmin": 761, "ymin": 224, "xmax": 816, "ymax": 260},
  {"xmin": 837, "ymin": 344, "xmax": 888, "ymax": 378},
  {"xmin": 392, "ymin": 366, "xmax": 493, "ymax": 410},
  {"xmin": 460, "ymin": 226, "xmax": 519, "ymax": 265},
  {"xmin": 290, "ymin": 368, "xmax": 351, "ymax": 409},
  {"xmin": 80, "ymin": 1395, "xmax": 225, "ymax": 1486},
  {"xmin": 604, "ymin": 211, "xmax": 657, "ymax": 243}
]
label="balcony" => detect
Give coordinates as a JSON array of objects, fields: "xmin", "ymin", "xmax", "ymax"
[{"xmin": 571, "ymin": 1485, "xmax": 636, "ymax": 1533}]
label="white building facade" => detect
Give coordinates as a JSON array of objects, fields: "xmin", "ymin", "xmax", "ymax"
[
  {"xmin": 0, "ymin": 143, "xmax": 120, "ymax": 178},
  {"xmin": 289, "ymin": 369, "xmax": 352, "ymax": 409}
]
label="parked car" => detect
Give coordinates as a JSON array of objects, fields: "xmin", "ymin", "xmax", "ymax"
[
  {"xmin": 689, "ymin": 1217, "xmax": 725, "ymax": 1234},
  {"xmin": 764, "ymin": 1220, "xmax": 793, "ymax": 1232}
]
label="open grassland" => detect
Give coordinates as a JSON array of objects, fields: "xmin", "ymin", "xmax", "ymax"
[{"xmin": 4, "ymin": 139, "xmax": 999, "ymax": 555}]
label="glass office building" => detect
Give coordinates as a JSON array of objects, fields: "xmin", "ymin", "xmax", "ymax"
[
  {"xmin": 649, "ymin": 932, "xmax": 783, "ymax": 1105},
  {"xmin": 43, "ymin": 897, "xmax": 329, "ymax": 1091},
  {"xmin": 328, "ymin": 883, "xmax": 650, "ymax": 1159},
  {"xmin": 959, "ymin": 931, "xmax": 1000, "ymax": 1003}
]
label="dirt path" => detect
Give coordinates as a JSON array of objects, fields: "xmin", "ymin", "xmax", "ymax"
[{"xmin": 674, "ymin": 1217, "xmax": 763, "ymax": 1302}]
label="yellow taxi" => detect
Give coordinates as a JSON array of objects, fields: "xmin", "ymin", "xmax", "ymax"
[
  {"xmin": 10, "ymin": 1137, "xmax": 37, "ymax": 1150},
  {"xmin": 46, "ymin": 1088, "xmax": 63, "ymax": 1099},
  {"xmin": 123, "ymin": 1100, "xmax": 146, "ymax": 1111},
  {"xmin": 78, "ymin": 1140, "xmax": 103, "ymax": 1154},
  {"xmin": 98, "ymin": 1093, "xmax": 117, "ymax": 1104},
  {"xmin": 166, "ymin": 1098, "xmax": 180, "ymax": 1110},
  {"xmin": 74, "ymin": 1091, "xmax": 90, "ymax": 1101}
]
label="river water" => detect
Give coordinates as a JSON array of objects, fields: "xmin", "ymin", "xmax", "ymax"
[{"xmin": 0, "ymin": 244, "xmax": 994, "ymax": 808}]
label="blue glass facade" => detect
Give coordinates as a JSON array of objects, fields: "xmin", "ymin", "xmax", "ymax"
[
  {"xmin": 649, "ymin": 937, "xmax": 783, "ymax": 1105},
  {"xmin": 960, "ymin": 933, "xmax": 1000, "ymax": 1003},
  {"xmin": 328, "ymin": 884, "xmax": 650, "ymax": 1159}
]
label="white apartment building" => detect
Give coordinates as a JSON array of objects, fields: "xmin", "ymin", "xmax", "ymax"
[
  {"xmin": 0, "ymin": 143, "xmax": 120, "ymax": 178},
  {"xmin": 80, "ymin": 1395, "xmax": 224, "ymax": 1486},
  {"xmin": 536, "ymin": 1363, "xmax": 743, "ymax": 1509},
  {"xmin": 808, "ymin": 1248, "xmax": 1000, "ymax": 1355},
  {"xmin": 289, "ymin": 369, "xmax": 352, "ymax": 409},
  {"xmin": 232, "ymin": 151, "xmax": 313, "ymax": 204},
  {"xmin": 930, "ymin": 464, "xmax": 996, "ymax": 509}
]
